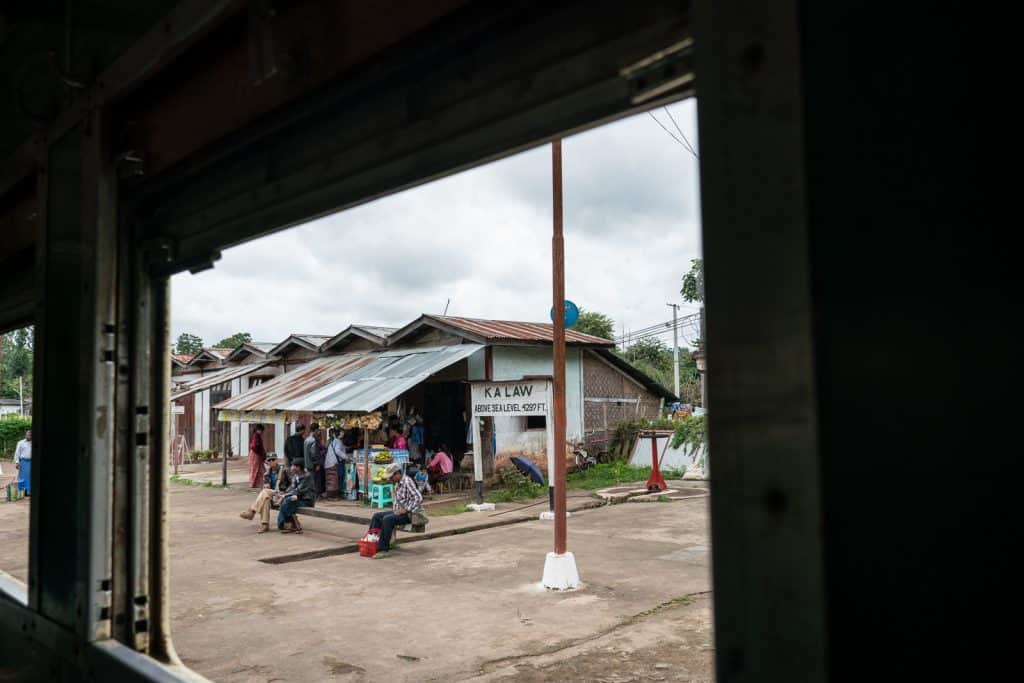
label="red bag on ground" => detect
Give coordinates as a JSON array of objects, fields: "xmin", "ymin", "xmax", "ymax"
[{"xmin": 359, "ymin": 528, "xmax": 381, "ymax": 558}]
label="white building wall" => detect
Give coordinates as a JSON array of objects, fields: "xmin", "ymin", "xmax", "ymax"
[
  {"xmin": 489, "ymin": 346, "xmax": 584, "ymax": 456},
  {"xmin": 194, "ymin": 390, "xmax": 210, "ymax": 450}
]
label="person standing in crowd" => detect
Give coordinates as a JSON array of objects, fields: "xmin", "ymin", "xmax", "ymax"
[
  {"xmin": 367, "ymin": 463, "xmax": 423, "ymax": 558},
  {"xmin": 13, "ymin": 428, "xmax": 31, "ymax": 496},
  {"xmin": 278, "ymin": 461, "xmax": 315, "ymax": 533},
  {"xmin": 247, "ymin": 424, "xmax": 267, "ymax": 488},
  {"xmin": 408, "ymin": 416, "xmax": 426, "ymax": 465},
  {"xmin": 326, "ymin": 428, "xmax": 347, "ymax": 499},
  {"xmin": 388, "ymin": 424, "xmax": 407, "ymax": 450},
  {"xmin": 304, "ymin": 422, "xmax": 323, "ymax": 498},
  {"xmin": 284, "ymin": 422, "xmax": 306, "ymax": 467},
  {"xmin": 240, "ymin": 452, "xmax": 291, "ymax": 533}
]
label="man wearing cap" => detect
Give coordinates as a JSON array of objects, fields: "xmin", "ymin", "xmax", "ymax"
[
  {"xmin": 240, "ymin": 452, "xmax": 291, "ymax": 533},
  {"xmin": 368, "ymin": 463, "xmax": 422, "ymax": 558}
]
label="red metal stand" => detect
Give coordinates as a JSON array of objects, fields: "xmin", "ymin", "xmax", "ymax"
[{"xmin": 643, "ymin": 431, "xmax": 668, "ymax": 492}]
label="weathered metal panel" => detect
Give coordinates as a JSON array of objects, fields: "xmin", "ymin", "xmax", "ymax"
[
  {"xmin": 169, "ymin": 362, "xmax": 270, "ymax": 401},
  {"xmin": 215, "ymin": 344, "xmax": 482, "ymax": 415}
]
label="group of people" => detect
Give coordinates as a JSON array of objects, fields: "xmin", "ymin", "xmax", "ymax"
[{"xmin": 240, "ymin": 417, "xmax": 454, "ymax": 543}]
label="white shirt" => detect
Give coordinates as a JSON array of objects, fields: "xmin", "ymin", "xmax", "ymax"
[
  {"xmin": 14, "ymin": 439, "xmax": 31, "ymax": 463},
  {"xmin": 325, "ymin": 438, "xmax": 345, "ymax": 468}
]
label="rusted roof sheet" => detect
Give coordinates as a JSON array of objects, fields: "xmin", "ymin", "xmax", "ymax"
[
  {"xmin": 391, "ymin": 315, "xmax": 614, "ymax": 346},
  {"xmin": 215, "ymin": 354, "xmax": 373, "ymax": 412},
  {"xmin": 214, "ymin": 344, "xmax": 482, "ymax": 415},
  {"xmin": 170, "ymin": 362, "xmax": 272, "ymax": 401},
  {"xmin": 171, "ymin": 353, "xmax": 194, "ymax": 365}
]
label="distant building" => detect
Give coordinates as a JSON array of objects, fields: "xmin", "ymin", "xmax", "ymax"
[{"xmin": 0, "ymin": 397, "xmax": 30, "ymax": 417}]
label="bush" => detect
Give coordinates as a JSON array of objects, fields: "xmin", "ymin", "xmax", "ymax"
[
  {"xmin": 486, "ymin": 466, "xmax": 547, "ymax": 503},
  {"xmin": 0, "ymin": 415, "xmax": 31, "ymax": 460}
]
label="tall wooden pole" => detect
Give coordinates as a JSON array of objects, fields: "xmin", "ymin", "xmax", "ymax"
[{"xmin": 552, "ymin": 140, "xmax": 567, "ymax": 555}]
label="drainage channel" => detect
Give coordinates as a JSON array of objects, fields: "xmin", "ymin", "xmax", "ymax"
[{"xmin": 259, "ymin": 499, "xmax": 606, "ymax": 565}]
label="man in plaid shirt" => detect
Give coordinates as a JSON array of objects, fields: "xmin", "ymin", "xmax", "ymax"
[{"xmin": 368, "ymin": 463, "xmax": 422, "ymax": 558}]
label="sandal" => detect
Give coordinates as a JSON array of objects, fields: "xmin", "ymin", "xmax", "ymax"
[{"xmin": 258, "ymin": 524, "xmax": 269, "ymax": 534}]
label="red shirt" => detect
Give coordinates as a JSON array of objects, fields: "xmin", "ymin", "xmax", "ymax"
[{"xmin": 390, "ymin": 434, "xmax": 407, "ymax": 449}]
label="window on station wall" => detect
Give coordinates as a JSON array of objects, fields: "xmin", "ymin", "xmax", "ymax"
[
  {"xmin": 0, "ymin": 324, "xmax": 34, "ymax": 598},
  {"xmin": 166, "ymin": 100, "xmax": 706, "ymax": 681}
]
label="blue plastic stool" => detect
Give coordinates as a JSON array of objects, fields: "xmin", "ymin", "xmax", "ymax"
[{"xmin": 369, "ymin": 483, "xmax": 393, "ymax": 508}]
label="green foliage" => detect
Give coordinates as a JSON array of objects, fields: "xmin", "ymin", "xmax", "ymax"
[
  {"xmin": 215, "ymin": 332, "xmax": 252, "ymax": 349},
  {"xmin": 486, "ymin": 466, "xmax": 547, "ymax": 502},
  {"xmin": 567, "ymin": 459, "xmax": 685, "ymax": 490},
  {"xmin": 680, "ymin": 258, "xmax": 704, "ymax": 303},
  {"xmin": 1, "ymin": 327, "xmax": 33, "ymax": 401},
  {"xmin": 670, "ymin": 414, "xmax": 708, "ymax": 472},
  {"xmin": 175, "ymin": 333, "xmax": 204, "ymax": 355},
  {"xmin": 614, "ymin": 337, "xmax": 700, "ymax": 401},
  {"xmin": 573, "ymin": 310, "xmax": 615, "ymax": 340},
  {"xmin": 0, "ymin": 415, "xmax": 32, "ymax": 460},
  {"xmin": 670, "ymin": 414, "xmax": 706, "ymax": 451}
]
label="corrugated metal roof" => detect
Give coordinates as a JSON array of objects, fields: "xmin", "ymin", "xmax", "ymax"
[
  {"xmin": 430, "ymin": 315, "xmax": 614, "ymax": 345},
  {"xmin": 170, "ymin": 362, "xmax": 272, "ymax": 401},
  {"xmin": 171, "ymin": 353, "xmax": 194, "ymax": 365},
  {"xmin": 268, "ymin": 333, "xmax": 333, "ymax": 356},
  {"xmin": 214, "ymin": 344, "xmax": 482, "ymax": 415},
  {"xmin": 356, "ymin": 325, "xmax": 397, "ymax": 339},
  {"xmin": 320, "ymin": 324, "xmax": 397, "ymax": 351}
]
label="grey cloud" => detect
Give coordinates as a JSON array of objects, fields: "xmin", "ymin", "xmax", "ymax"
[{"xmin": 172, "ymin": 103, "xmax": 703, "ymax": 346}]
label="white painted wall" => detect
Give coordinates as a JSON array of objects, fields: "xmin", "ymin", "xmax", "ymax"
[
  {"xmin": 489, "ymin": 346, "xmax": 584, "ymax": 456},
  {"xmin": 628, "ymin": 433, "xmax": 706, "ymax": 473},
  {"xmin": 194, "ymin": 390, "xmax": 210, "ymax": 450}
]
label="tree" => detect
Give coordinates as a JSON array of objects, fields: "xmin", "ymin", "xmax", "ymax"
[
  {"xmin": 214, "ymin": 332, "xmax": 252, "ymax": 349},
  {"xmin": 680, "ymin": 258, "xmax": 704, "ymax": 303},
  {"xmin": 572, "ymin": 309, "xmax": 615, "ymax": 340},
  {"xmin": 616, "ymin": 335, "xmax": 701, "ymax": 402},
  {"xmin": 0, "ymin": 327, "xmax": 33, "ymax": 401},
  {"xmin": 175, "ymin": 333, "xmax": 204, "ymax": 355}
]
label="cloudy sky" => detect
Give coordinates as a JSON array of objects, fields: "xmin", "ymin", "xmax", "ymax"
[{"xmin": 171, "ymin": 100, "xmax": 703, "ymax": 349}]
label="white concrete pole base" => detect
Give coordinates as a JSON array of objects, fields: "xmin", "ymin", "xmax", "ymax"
[
  {"xmin": 542, "ymin": 551, "xmax": 581, "ymax": 590},
  {"xmin": 539, "ymin": 510, "xmax": 572, "ymax": 521}
]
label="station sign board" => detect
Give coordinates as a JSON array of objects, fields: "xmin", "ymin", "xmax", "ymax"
[{"xmin": 471, "ymin": 379, "xmax": 549, "ymax": 417}]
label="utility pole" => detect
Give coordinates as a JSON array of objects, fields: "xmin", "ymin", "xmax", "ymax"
[
  {"xmin": 19, "ymin": 376, "xmax": 24, "ymax": 415},
  {"xmin": 542, "ymin": 139, "xmax": 579, "ymax": 590},
  {"xmin": 666, "ymin": 303, "xmax": 680, "ymax": 398}
]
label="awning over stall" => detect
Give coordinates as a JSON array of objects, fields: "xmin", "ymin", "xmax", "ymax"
[
  {"xmin": 170, "ymin": 362, "xmax": 272, "ymax": 401},
  {"xmin": 214, "ymin": 344, "xmax": 482, "ymax": 421}
]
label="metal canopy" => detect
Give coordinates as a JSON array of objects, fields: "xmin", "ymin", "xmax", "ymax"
[
  {"xmin": 169, "ymin": 362, "xmax": 271, "ymax": 401},
  {"xmin": 215, "ymin": 344, "xmax": 482, "ymax": 417}
]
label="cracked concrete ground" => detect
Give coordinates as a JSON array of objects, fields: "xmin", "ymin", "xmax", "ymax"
[{"xmin": 0, "ymin": 480, "xmax": 713, "ymax": 681}]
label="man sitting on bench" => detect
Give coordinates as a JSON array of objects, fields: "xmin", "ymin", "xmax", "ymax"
[{"xmin": 368, "ymin": 463, "xmax": 422, "ymax": 559}]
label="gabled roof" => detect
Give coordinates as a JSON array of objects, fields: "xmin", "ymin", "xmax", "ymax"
[
  {"xmin": 171, "ymin": 353, "xmax": 195, "ymax": 367},
  {"xmin": 170, "ymin": 362, "xmax": 272, "ymax": 401},
  {"xmin": 225, "ymin": 341, "xmax": 277, "ymax": 362},
  {"xmin": 320, "ymin": 325, "xmax": 397, "ymax": 352},
  {"xmin": 387, "ymin": 315, "xmax": 615, "ymax": 347},
  {"xmin": 187, "ymin": 347, "xmax": 235, "ymax": 366},
  {"xmin": 267, "ymin": 334, "xmax": 332, "ymax": 357}
]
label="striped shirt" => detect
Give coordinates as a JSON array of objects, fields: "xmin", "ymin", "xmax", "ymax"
[{"xmin": 393, "ymin": 474, "xmax": 422, "ymax": 513}]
